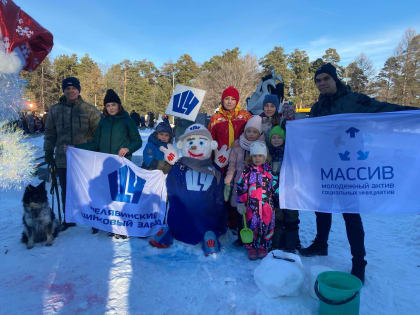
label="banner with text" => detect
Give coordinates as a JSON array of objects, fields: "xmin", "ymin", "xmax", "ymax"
[
  {"xmin": 65, "ymin": 148, "xmax": 167, "ymax": 236},
  {"xmin": 280, "ymin": 110, "xmax": 420, "ymax": 214},
  {"xmin": 165, "ymin": 84, "xmax": 206, "ymax": 122}
]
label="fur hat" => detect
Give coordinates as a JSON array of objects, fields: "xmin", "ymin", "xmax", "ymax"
[
  {"xmin": 250, "ymin": 141, "xmax": 267, "ymax": 157},
  {"xmin": 314, "ymin": 63, "xmax": 339, "ymax": 83},
  {"xmin": 244, "ymin": 115, "xmax": 262, "ymax": 133},
  {"xmin": 104, "ymin": 89, "xmax": 121, "ymax": 105},
  {"xmin": 263, "ymin": 94, "xmax": 280, "ymax": 111},
  {"xmin": 221, "ymin": 86, "xmax": 240, "ymax": 103},
  {"xmin": 62, "ymin": 77, "xmax": 81, "ymax": 92},
  {"xmin": 269, "ymin": 125, "xmax": 285, "ymax": 141},
  {"xmin": 179, "ymin": 123, "xmax": 212, "ymax": 142}
]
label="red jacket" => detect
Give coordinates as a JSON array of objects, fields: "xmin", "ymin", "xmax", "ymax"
[{"xmin": 208, "ymin": 104, "xmax": 252, "ymax": 149}]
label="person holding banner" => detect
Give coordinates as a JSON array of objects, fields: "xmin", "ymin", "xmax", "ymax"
[
  {"xmin": 76, "ymin": 89, "xmax": 142, "ymax": 236},
  {"xmin": 44, "ymin": 77, "xmax": 101, "ymax": 231},
  {"xmin": 299, "ymin": 62, "xmax": 417, "ymax": 283}
]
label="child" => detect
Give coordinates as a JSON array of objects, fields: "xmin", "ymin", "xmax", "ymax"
[
  {"xmin": 76, "ymin": 89, "xmax": 142, "ymax": 237},
  {"xmin": 260, "ymin": 94, "xmax": 281, "ymax": 141},
  {"xmin": 268, "ymin": 125, "xmax": 300, "ymax": 252},
  {"xmin": 224, "ymin": 115, "xmax": 264, "ymax": 245},
  {"xmin": 260, "ymin": 94, "xmax": 295, "ymax": 142},
  {"xmin": 141, "ymin": 121, "xmax": 174, "ymax": 174},
  {"xmin": 236, "ymin": 141, "xmax": 277, "ymax": 260}
]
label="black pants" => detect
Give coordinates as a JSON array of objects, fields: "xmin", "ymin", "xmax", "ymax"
[
  {"xmin": 315, "ymin": 211, "xmax": 366, "ymax": 262},
  {"xmin": 56, "ymin": 168, "xmax": 67, "ymax": 218}
]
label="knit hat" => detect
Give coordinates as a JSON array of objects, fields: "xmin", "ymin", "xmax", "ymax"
[
  {"xmin": 104, "ymin": 89, "xmax": 121, "ymax": 105},
  {"xmin": 62, "ymin": 77, "xmax": 81, "ymax": 92},
  {"xmin": 314, "ymin": 63, "xmax": 339, "ymax": 83},
  {"xmin": 263, "ymin": 94, "xmax": 280, "ymax": 111},
  {"xmin": 244, "ymin": 115, "xmax": 262, "ymax": 133},
  {"xmin": 250, "ymin": 141, "xmax": 267, "ymax": 157},
  {"xmin": 155, "ymin": 122, "xmax": 173, "ymax": 141},
  {"xmin": 179, "ymin": 123, "xmax": 213, "ymax": 142},
  {"xmin": 221, "ymin": 86, "xmax": 240, "ymax": 103},
  {"xmin": 269, "ymin": 125, "xmax": 285, "ymax": 141}
]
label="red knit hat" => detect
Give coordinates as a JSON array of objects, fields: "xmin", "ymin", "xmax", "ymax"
[{"xmin": 221, "ymin": 86, "xmax": 240, "ymax": 103}]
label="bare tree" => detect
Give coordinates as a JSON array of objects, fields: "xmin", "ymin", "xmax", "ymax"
[{"xmin": 194, "ymin": 54, "xmax": 260, "ymax": 114}]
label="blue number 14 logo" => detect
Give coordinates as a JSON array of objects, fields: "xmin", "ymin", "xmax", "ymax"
[{"xmin": 172, "ymin": 90, "xmax": 199, "ymax": 115}]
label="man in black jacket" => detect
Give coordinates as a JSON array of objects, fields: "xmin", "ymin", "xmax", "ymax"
[{"xmin": 299, "ymin": 63, "xmax": 416, "ymax": 283}]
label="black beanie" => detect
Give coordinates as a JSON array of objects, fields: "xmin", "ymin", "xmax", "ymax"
[
  {"xmin": 103, "ymin": 89, "xmax": 121, "ymax": 105},
  {"xmin": 62, "ymin": 77, "xmax": 81, "ymax": 92},
  {"xmin": 314, "ymin": 63, "xmax": 339, "ymax": 83}
]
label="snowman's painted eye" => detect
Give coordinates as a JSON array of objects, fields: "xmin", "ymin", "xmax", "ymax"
[
  {"xmin": 188, "ymin": 141, "xmax": 193, "ymax": 146},
  {"xmin": 199, "ymin": 141, "xmax": 204, "ymax": 146}
]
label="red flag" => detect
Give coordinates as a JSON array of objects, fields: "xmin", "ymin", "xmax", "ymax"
[{"xmin": 0, "ymin": 0, "xmax": 53, "ymax": 72}]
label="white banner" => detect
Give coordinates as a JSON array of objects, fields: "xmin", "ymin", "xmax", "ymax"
[
  {"xmin": 280, "ymin": 110, "xmax": 420, "ymax": 214},
  {"xmin": 165, "ymin": 84, "xmax": 206, "ymax": 122},
  {"xmin": 65, "ymin": 147, "xmax": 167, "ymax": 236}
]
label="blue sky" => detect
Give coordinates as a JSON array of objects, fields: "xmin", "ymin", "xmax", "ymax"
[{"xmin": 15, "ymin": 0, "xmax": 420, "ymax": 71}]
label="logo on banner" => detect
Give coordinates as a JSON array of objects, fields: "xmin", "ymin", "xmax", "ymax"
[
  {"xmin": 172, "ymin": 90, "xmax": 199, "ymax": 115},
  {"xmin": 337, "ymin": 127, "xmax": 369, "ymax": 161},
  {"xmin": 108, "ymin": 165, "xmax": 146, "ymax": 203}
]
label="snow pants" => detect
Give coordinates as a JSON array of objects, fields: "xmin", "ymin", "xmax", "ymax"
[{"xmin": 315, "ymin": 211, "xmax": 366, "ymax": 263}]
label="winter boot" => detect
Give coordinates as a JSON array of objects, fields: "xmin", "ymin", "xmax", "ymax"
[
  {"xmin": 149, "ymin": 226, "xmax": 173, "ymax": 248},
  {"xmin": 257, "ymin": 248, "xmax": 268, "ymax": 259},
  {"xmin": 248, "ymin": 248, "xmax": 258, "ymax": 260},
  {"xmin": 203, "ymin": 231, "xmax": 220, "ymax": 256},
  {"xmin": 299, "ymin": 241, "xmax": 328, "ymax": 257},
  {"xmin": 351, "ymin": 258, "xmax": 367, "ymax": 284},
  {"xmin": 284, "ymin": 230, "xmax": 299, "ymax": 253}
]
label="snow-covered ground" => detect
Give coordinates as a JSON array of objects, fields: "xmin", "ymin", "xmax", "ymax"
[{"xmin": 1, "ymin": 132, "xmax": 419, "ymax": 315}]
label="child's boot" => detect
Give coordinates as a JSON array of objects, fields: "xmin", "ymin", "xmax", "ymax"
[{"xmin": 248, "ymin": 248, "xmax": 258, "ymax": 260}]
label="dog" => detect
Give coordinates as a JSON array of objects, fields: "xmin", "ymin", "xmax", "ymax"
[{"xmin": 21, "ymin": 181, "xmax": 59, "ymax": 249}]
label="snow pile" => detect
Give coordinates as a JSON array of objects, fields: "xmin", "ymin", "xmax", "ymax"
[{"xmin": 254, "ymin": 250, "xmax": 304, "ymax": 298}]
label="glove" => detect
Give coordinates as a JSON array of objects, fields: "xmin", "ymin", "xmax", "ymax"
[
  {"xmin": 224, "ymin": 184, "xmax": 232, "ymax": 202},
  {"xmin": 214, "ymin": 144, "xmax": 231, "ymax": 168},
  {"xmin": 237, "ymin": 203, "xmax": 246, "ymax": 215},
  {"xmin": 45, "ymin": 151, "xmax": 55, "ymax": 166},
  {"xmin": 159, "ymin": 143, "xmax": 179, "ymax": 165}
]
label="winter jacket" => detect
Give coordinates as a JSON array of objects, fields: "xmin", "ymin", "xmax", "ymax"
[
  {"xmin": 141, "ymin": 132, "xmax": 172, "ymax": 174},
  {"xmin": 44, "ymin": 96, "xmax": 101, "ymax": 168},
  {"xmin": 76, "ymin": 111, "xmax": 142, "ymax": 161},
  {"xmin": 208, "ymin": 104, "xmax": 252, "ymax": 149},
  {"xmin": 236, "ymin": 162, "xmax": 278, "ymax": 250},
  {"xmin": 166, "ymin": 160, "xmax": 227, "ymax": 245},
  {"xmin": 225, "ymin": 134, "xmax": 265, "ymax": 207},
  {"xmin": 310, "ymin": 83, "xmax": 417, "ymax": 118},
  {"xmin": 267, "ymin": 143, "xmax": 284, "ymax": 208}
]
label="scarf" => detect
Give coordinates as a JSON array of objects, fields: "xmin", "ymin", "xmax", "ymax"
[{"xmin": 218, "ymin": 103, "xmax": 241, "ymax": 147}]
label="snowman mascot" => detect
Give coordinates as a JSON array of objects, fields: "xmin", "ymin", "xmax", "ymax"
[{"xmin": 150, "ymin": 124, "xmax": 228, "ymax": 255}]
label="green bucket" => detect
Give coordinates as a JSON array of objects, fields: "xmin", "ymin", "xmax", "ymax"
[{"xmin": 315, "ymin": 271, "xmax": 363, "ymax": 315}]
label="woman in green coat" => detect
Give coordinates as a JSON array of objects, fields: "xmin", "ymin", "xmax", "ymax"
[{"xmin": 76, "ymin": 89, "xmax": 142, "ymax": 236}]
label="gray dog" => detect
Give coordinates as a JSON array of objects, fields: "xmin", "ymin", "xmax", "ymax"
[{"xmin": 21, "ymin": 181, "xmax": 59, "ymax": 249}]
